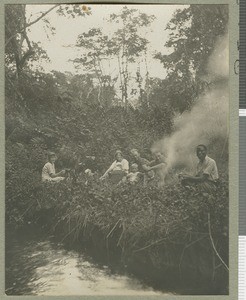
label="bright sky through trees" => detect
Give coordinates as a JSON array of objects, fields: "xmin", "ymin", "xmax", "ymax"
[{"xmin": 26, "ymin": 4, "xmax": 188, "ymax": 78}]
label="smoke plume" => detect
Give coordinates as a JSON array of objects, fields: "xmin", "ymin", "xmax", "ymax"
[{"xmin": 152, "ymin": 33, "xmax": 229, "ymax": 173}]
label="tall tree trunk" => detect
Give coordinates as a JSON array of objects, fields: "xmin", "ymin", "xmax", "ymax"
[
  {"xmin": 117, "ymin": 55, "xmax": 124, "ymax": 105},
  {"xmin": 124, "ymin": 51, "xmax": 129, "ymax": 109},
  {"xmin": 92, "ymin": 57, "xmax": 103, "ymax": 104},
  {"xmin": 144, "ymin": 54, "xmax": 150, "ymax": 107}
]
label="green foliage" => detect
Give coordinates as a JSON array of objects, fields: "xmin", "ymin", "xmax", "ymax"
[
  {"xmin": 5, "ymin": 173, "xmax": 228, "ymax": 292},
  {"xmin": 5, "ymin": 4, "xmax": 90, "ymax": 77},
  {"xmin": 5, "ymin": 4, "xmax": 26, "ymax": 68},
  {"xmin": 73, "ymin": 6, "xmax": 155, "ymax": 107},
  {"xmin": 5, "ymin": 4, "xmax": 50, "ymax": 76},
  {"xmin": 108, "ymin": 7, "xmax": 155, "ymax": 106},
  {"xmin": 155, "ymin": 5, "xmax": 228, "ymax": 112},
  {"xmin": 56, "ymin": 4, "xmax": 92, "ymax": 18},
  {"xmin": 5, "ymin": 63, "xmax": 174, "ymax": 229},
  {"xmin": 5, "ymin": 5, "xmax": 228, "ymax": 234},
  {"xmin": 5, "ymin": 140, "xmax": 46, "ymax": 226},
  {"xmin": 5, "ymin": 5, "xmax": 229, "ymax": 293},
  {"xmin": 108, "ymin": 6, "xmax": 155, "ymax": 57}
]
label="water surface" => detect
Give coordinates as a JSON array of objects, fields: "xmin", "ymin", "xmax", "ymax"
[{"xmin": 6, "ymin": 230, "xmax": 169, "ymax": 296}]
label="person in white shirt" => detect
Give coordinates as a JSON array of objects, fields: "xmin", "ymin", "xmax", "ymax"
[
  {"xmin": 42, "ymin": 152, "xmax": 66, "ymax": 182},
  {"xmin": 179, "ymin": 144, "xmax": 218, "ymax": 192},
  {"xmin": 100, "ymin": 150, "xmax": 129, "ymax": 183}
]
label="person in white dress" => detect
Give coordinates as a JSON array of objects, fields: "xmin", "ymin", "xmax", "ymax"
[
  {"xmin": 42, "ymin": 152, "xmax": 66, "ymax": 183},
  {"xmin": 100, "ymin": 150, "xmax": 129, "ymax": 183}
]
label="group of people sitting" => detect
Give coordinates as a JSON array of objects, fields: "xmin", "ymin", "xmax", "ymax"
[
  {"xmin": 41, "ymin": 149, "xmax": 166, "ymax": 186},
  {"xmin": 41, "ymin": 144, "xmax": 219, "ymax": 192},
  {"xmin": 99, "ymin": 149, "xmax": 166, "ymax": 186}
]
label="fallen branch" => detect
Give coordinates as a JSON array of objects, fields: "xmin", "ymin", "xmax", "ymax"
[
  {"xmin": 133, "ymin": 237, "xmax": 167, "ymax": 253},
  {"xmin": 106, "ymin": 219, "xmax": 121, "ymax": 239}
]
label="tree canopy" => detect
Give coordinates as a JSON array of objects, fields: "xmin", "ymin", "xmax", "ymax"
[{"xmin": 155, "ymin": 5, "xmax": 228, "ymax": 112}]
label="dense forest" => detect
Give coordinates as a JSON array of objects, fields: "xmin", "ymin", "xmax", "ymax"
[{"xmin": 5, "ymin": 4, "xmax": 229, "ymax": 294}]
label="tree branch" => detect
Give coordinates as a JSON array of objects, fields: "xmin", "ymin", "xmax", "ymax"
[
  {"xmin": 5, "ymin": 5, "xmax": 59, "ymax": 47},
  {"xmin": 25, "ymin": 5, "xmax": 59, "ymax": 29},
  {"xmin": 133, "ymin": 237, "xmax": 167, "ymax": 253}
]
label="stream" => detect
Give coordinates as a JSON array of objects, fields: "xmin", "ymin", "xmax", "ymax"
[{"xmin": 5, "ymin": 227, "xmax": 171, "ymax": 296}]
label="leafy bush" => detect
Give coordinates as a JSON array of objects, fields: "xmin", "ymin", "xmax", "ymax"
[{"xmin": 10, "ymin": 174, "xmax": 227, "ymax": 293}]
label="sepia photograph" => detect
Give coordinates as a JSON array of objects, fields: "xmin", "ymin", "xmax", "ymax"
[{"xmin": 5, "ymin": 3, "xmax": 229, "ymax": 296}]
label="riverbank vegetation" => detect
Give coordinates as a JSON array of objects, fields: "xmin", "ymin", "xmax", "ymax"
[{"xmin": 5, "ymin": 4, "xmax": 229, "ymax": 294}]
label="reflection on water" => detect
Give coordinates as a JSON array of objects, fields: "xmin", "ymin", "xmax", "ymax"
[{"xmin": 6, "ymin": 232, "xmax": 168, "ymax": 295}]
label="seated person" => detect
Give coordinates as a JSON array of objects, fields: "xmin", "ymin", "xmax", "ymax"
[
  {"xmin": 130, "ymin": 149, "xmax": 154, "ymax": 183},
  {"xmin": 100, "ymin": 150, "xmax": 129, "ymax": 184},
  {"xmin": 147, "ymin": 152, "xmax": 167, "ymax": 187},
  {"xmin": 124, "ymin": 163, "xmax": 143, "ymax": 185},
  {"xmin": 179, "ymin": 144, "xmax": 218, "ymax": 192},
  {"xmin": 42, "ymin": 152, "xmax": 66, "ymax": 182}
]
